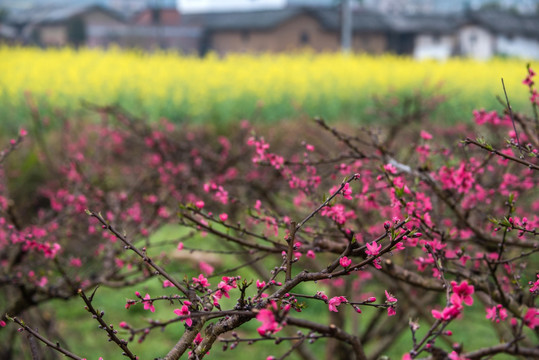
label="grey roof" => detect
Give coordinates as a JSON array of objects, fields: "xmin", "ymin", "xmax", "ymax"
[
  {"xmin": 194, "ymin": 8, "xmax": 539, "ymax": 37},
  {"xmin": 0, "ymin": 23, "xmax": 16, "ymax": 38},
  {"xmin": 189, "ymin": 7, "xmax": 391, "ymax": 33},
  {"xmin": 314, "ymin": 8, "xmax": 389, "ymax": 32},
  {"xmin": 6, "ymin": 3, "xmax": 125, "ymax": 26},
  {"xmin": 385, "ymin": 14, "xmax": 460, "ymax": 33},
  {"xmin": 465, "ymin": 11, "xmax": 539, "ymax": 37},
  {"xmin": 194, "ymin": 8, "xmax": 303, "ymax": 31},
  {"xmin": 5, "ymin": 3, "xmax": 539, "ymax": 40}
]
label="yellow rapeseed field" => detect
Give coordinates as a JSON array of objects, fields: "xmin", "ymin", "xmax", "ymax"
[{"xmin": 0, "ymin": 46, "xmax": 535, "ymax": 126}]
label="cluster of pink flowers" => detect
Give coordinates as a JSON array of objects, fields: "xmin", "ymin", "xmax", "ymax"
[
  {"xmin": 20, "ymin": 238, "xmax": 61, "ymax": 259},
  {"xmin": 532, "ymin": 89, "xmax": 539, "ymax": 105},
  {"xmin": 315, "ymin": 291, "xmax": 328, "ymax": 301},
  {"xmin": 256, "ymin": 300, "xmax": 291, "ymax": 337},
  {"xmin": 219, "ymin": 213, "xmax": 228, "ymax": 222},
  {"xmin": 365, "ymin": 241, "xmax": 381, "ymax": 256},
  {"xmin": 437, "ymin": 162, "xmax": 476, "ymax": 194},
  {"xmin": 192, "ymin": 274, "xmax": 211, "ymax": 288},
  {"xmin": 320, "ymin": 203, "xmax": 355, "ymax": 225},
  {"xmin": 485, "ymin": 304, "xmax": 508, "ymax": 323},
  {"xmin": 256, "ymin": 308, "xmax": 282, "ymax": 336},
  {"xmin": 341, "ymin": 183, "xmax": 353, "ymax": 200},
  {"xmin": 247, "ymin": 137, "xmax": 284, "ymax": 170},
  {"xmin": 339, "ymin": 256, "xmax": 352, "ymax": 268},
  {"xmin": 143, "ymin": 293, "xmax": 155, "ymax": 313},
  {"xmin": 432, "ymin": 281, "xmax": 474, "ymax": 321},
  {"xmin": 213, "ymin": 276, "xmax": 239, "ymax": 305},
  {"xmin": 522, "ymin": 308, "xmax": 538, "ymax": 329},
  {"xmin": 199, "ymin": 261, "xmax": 214, "ymax": 275},
  {"xmin": 256, "ymin": 279, "xmax": 266, "ymax": 290},
  {"xmin": 472, "ymin": 109, "xmax": 507, "ymax": 126},
  {"xmin": 203, "ymin": 182, "xmax": 230, "ymax": 205},
  {"xmin": 174, "ymin": 300, "xmax": 193, "ymax": 327},
  {"xmin": 328, "ymin": 296, "xmax": 348, "ymax": 312},
  {"xmin": 523, "ymin": 67, "xmax": 535, "ymax": 87},
  {"xmin": 385, "ymin": 290, "xmax": 398, "ymax": 316},
  {"xmin": 530, "ymin": 274, "xmax": 539, "ymax": 294}
]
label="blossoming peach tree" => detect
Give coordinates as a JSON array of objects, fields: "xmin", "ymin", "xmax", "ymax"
[{"xmin": 1, "ymin": 69, "xmax": 538, "ymax": 360}]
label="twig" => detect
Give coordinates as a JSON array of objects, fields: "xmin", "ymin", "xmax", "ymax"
[
  {"xmin": 87, "ymin": 210, "xmax": 196, "ymax": 302},
  {"xmin": 0, "ymin": 135, "xmax": 25, "ymax": 165},
  {"xmin": 129, "ymin": 310, "xmax": 254, "ymax": 336},
  {"xmin": 463, "ymin": 337, "xmax": 539, "ymax": 359},
  {"xmin": 211, "ymin": 253, "xmax": 271, "ymax": 278},
  {"xmin": 79, "ymin": 289, "xmax": 137, "ymax": 359},
  {"xmin": 181, "ymin": 212, "xmax": 284, "ymax": 253},
  {"xmin": 313, "ymin": 117, "xmax": 368, "ymax": 158},
  {"xmin": 27, "ymin": 331, "xmax": 42, "ymax": 360},
  {"xmin": 220, "ymin": 333, "xmax": 321, "ymax": 345},
  {"xmin": 295, "ymin": 175, "xmax": 359, "ymax": 232},
  {"xmin": 285, "ymin": 221, "xmax": 297, "ymax": 281},
  {"xmin": 501, "ymin": 78, "xmax": 521, "ymax": 149},
  {"xmin": 276, "ymin": 333, "xmax": 307, "ymax": 360},
  {"xmin": 424, "ymin": 244, "xmax": 450, "ymax": 297},
  {"xmin": 463, "ymin": 138, "xmax": 538, "ymax": 171},
  {"xmin": 490, "ymin": 248, "xmax": 539, "ymax": 264},
  {"xmin": 286, "ymin": 317, "xmax": 367, "ymax": 360},
  {"xmin": 8, "ymin": 316, "xmax": 84, "ymax": 360}
]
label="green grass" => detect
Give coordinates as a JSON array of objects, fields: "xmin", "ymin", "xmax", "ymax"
[
  {"xmin": 3, "ymin": 227, "xmax": 535, "ymax": 359},
  {"xmin": 39, "ymin": 278, "xmax": 527, "ymax": 359}
]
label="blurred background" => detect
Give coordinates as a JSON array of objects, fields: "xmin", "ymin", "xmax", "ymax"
[
  {"xmin": 1, "ymin": 0, "xmax": 538, "ymax": 129},
  {"xmin": 1, "ymin": 0, "xmax": 539, "ymax": 59}
]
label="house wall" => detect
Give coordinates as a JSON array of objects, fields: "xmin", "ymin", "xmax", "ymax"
[
  {"xmin": 497, "ymin": 35, "xmax": 539, "ymax": 59},
  {"xmin": 209, "ymin": 14, "xmax": 339, "ymax": 54},
  {"xmin": 26, "ymin": 8, "xmax": 539, "ymax": 59},
  {"xmin": 413, "ymin": 33, "xmax": 454, "ymax": 60},
  {"xmin": 134, "ymin": 9, "xmax": 182, "ymax": 26},
  {"xmin": 83, "ymin": 10, "xmax": 128, "ymax": 47},
  {"xmin": 120, "ymin": 26, "xmax": 202, "ymax": 52},
  {"xmin": 128, "ymin": 9, "xmax": 200, "ymax": 51},
  {"xmin": 458, "ymin": 25, "xmax": 494, "ymax": 60},
  {"xmin": 352, "ymin": 33, "xmax": 386, "ymax": 54},
  {"xmin": 39, "ymin": 26, "xmax": 67, "ymax": 46}
]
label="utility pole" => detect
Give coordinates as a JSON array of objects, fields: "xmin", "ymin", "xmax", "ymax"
[{"xmin": 341, "ymin": 0, "xmax": 352, "ymax": 53}]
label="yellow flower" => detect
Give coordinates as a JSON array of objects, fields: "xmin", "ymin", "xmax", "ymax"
[{"xmin": 0, "ymin": 46, "xmax": 534, "ymax": 126}]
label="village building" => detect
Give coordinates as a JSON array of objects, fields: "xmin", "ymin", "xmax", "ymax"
[
  {"xmin": 127, "ymin": 7, "xmax": 201, "ymax": 52},
  {"xmin": 384, "ymin": 14, "xmax": 458, "ymax": 59},
  {"xmin": 0, "ymin": 23, "xmax": 16, "ymax": 43},
  {"xmin": 3, "ymin": 3, "xmax": 539, "ymax": 59},
  {"xmin": 457, "ymin": 11, "xmax": 539, "ymax": 59},
  {"xmin": 196, "ymin": 8, "xmax": 338, "ymax": 54},
  {"xmin": 6, "ymin": 4, "xmax": 127, "ymax": 47}
]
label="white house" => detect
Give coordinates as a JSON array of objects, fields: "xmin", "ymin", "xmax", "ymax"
[
  {"xmin": 413, "ymin": 33, "xmax": 455, "ymax": 60},
  {"xmin": 457, "ymin": 24, "xmax": 494, "ymax": 60},
  {"xmin": 497, "ymin": 34, "xmax": 539, "ymax": 59},
  {"xmin": 456, "ymin": 11, "xmax": 539, "ymax": 60},
  {"xmin": 385, "ymin": 14, "xmax": 458, "ymax": 60}
]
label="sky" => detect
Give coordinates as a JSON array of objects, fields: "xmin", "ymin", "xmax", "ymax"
[
  {"xmin": 177, "ymin": 0, "xmax": 286, "ymax": 13},
  {"xmin": 0, "ymin": 0, "xmax": 537, "ymax": 14},
  {"xmin": 176, "ymin": 0, "xmax": 539, "ymax": 13}
]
